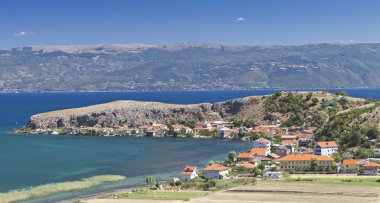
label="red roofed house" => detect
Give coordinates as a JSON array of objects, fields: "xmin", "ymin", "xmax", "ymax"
[
  {"xmin": 281, "ymin": 135, "xmax": 298, "ymax": 145},
  {"xmin": 250, "ymin": 148, "xmax": 269, "ymax": 156},
  {"xmin": 279, "ymin": 154, "xmax": 334, "ymax": 171},
  {"xmin": 314, "ymin": 141, "xmax": 338, "ymax": 157},
  {"xmin": 180, "ymin": 165, "xmax": 198, "ymax": 181},
  {"xmin": 237, "ymin": 152, "xmax": 253, "ymax": 162},
  {"xmin": 203, "ymin": 164, "xmax": 230, "ymax": 179},
  {"xmin": 242, "ymin": 162, "xmax": 255, "ymax": 170},
  {"xmin": 363, "ymin": 162, "xmax": 380, "ymax": 175},
  {"xmin": 342, "ymin": 159, "xmax": 359, "ymax": 173},
  {"xmin": 252, "ymin": 138, "xmax": 271, "ymax": 155}
]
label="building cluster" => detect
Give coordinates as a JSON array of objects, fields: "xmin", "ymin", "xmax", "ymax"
[
  {"xmin": 179, "ymin": 136, "xmax": 379, "ymax": 181},
  {"xmin": 341, "ymin": 159, "xmax": 380, "ymax": 175},
  {"xmin": 33, "ymin": 120, "xmax": 240, "ymax": 137}
]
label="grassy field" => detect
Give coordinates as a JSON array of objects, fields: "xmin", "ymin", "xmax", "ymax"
[
  {"xmin": 180, "ymin": 178, "xmax": 256, "ymax": 191},
  {"xmin": 100, "ymin": 190, "xmax": 208, "ymax": 201},
  {"xmin": 285, "ymin": 176, "xmax": 380, "ymax": 186},
  {"xmin": 0, "ymin": 175, "xmax": 126, "ymax": 203}
]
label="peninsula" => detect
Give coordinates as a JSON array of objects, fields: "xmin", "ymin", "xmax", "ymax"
[{"xmin": 19, "ymin": 91, "xmax": 380, "ymax": 148}]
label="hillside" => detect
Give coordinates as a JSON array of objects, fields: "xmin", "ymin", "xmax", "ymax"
[
  {"xmin": 23, "ymin": 91, "xmax": 380, "ymax": 150},
  {"xmin": 2, "ymin": 43, "xmax": 380, "ymax": 92}
]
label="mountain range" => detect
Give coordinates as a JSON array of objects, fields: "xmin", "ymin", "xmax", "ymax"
[{"xmin": 2, "ymin": 42, "xmax": 380, "ymax": 92}]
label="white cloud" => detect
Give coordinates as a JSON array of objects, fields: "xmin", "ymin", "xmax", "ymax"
[
  {"xmin": 236, "ymin": 17, "xmax": 246, "ymax": 22},
  {"xmin": 14, "ymin": 31, "xmax": 33, "ymax": 37}
]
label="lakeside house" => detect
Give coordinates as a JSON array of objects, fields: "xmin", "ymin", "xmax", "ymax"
[
  {"xmin": 250, "ymin": 148, "xmax": 269, "ymax": 156},
  {"xmin": 169, "ymin": 125, "xmax": 194, "ymax": 134},
  {"xmin": 252, "ymin": 138, "xmax": 271, "ymax": 155},
  {"xmin": 219, "ymin": 127, "xmax": 232, "ymax": 139},
  {"xmin": 237, "ymin": 152, "xmax": 253, "ymax": 162},
  {"xmin": 314, "ymin": 141, "xmax": 338, "ymax": 157},
  {"xmin": 363, "ymin": 162, "xmax": 380, "ymax": 175},
  {"xmin": 279, "ymin": 154, "xmax": 334, "ymax": 171},
  {"xmin": 146, "ymin": 131, "xmax": 155, "ymax": 137},
  {"xmin": 342, "ymin": 159, "xmax": 359, "ymax": 173},
  {"xmin": 180, "ymin": 166, "xmax": 198, "ymax": 181},
  {"xmin": 203, "ymin": 164, "xmax": 230, "ymax": 179}
]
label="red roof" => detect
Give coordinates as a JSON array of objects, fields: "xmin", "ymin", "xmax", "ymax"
[
  {"xmin": 342, "ymin": 159, "xmax": 359, "ymax": 166},
  {"xmin": 281, "ymin": 140, "xmax": 298, "ymax": 145},
  {"xmin": 181, "ymin": 171, "xmax": 194, "ymax": 175},
  {"xmin": 237, "ymin": 152, "xmax": 252, "ymax": 159},
  {"xmin": 363, "ymin": 162, "xmax": 380, "ymax": 167},
  {"xmin": 203, "ymin": 164, "xmax": 230, "ymax": 171},
  {"xmin": 250, "ymin": 148, "xmax": 267, "ymax": 156},
  {"xmin": 281, "ymin": 135, "xmax": 297, "ymax": 139},
  {"xmin": 279, "ymin": 154, "xmax": 334, "ymax": 161},
  {"xmin": 267, "ymin": 153, "xmax": 280, "ymax": 159},
  {"xmin": 317, "ymin": 141, "xmax": 338, "ymax": 148},
  {"xmin": 255, "ymin": 138, "xmax": 270, "ymax": 143},
  {"xmin": 242, "ymin": 162, "xmax": 255, "ymax": 169}
]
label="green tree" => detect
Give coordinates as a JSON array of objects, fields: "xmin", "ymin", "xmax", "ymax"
[
  {"xmin": 228, "ymin": 151, "xmax": 237, "ymax": 163},
  {"xmin": 358, "ymin": 166, "xmax": 364, "ymax": 175},
  {"xmin": 257, "ymin": 163, "xmax": 265, "ymax": 171},
  {"xmin": 145, "ymin": 176, "xmax": 157, "ymax": 186},
  {"xmin": 232, "ymin": 119, "xmax": 244, "ymax": 127},
  {"xmin": 366, "ymin": 126, "xmax": 379, "ymax": 140},
  {"xmin": 207, "ymin": 160, "xmax": 215, "ymax": 166},
  {"xmin": 250, "ymin": 167, "xmax": 261, "ymax": 176},
  {"xmin": 339, "ymin": 97, "xmax": 350, "ymax": 109},
  {"xmin": 311, "ymin": 98, "xmax": 319, "ymax": 106},
  {"xmin": 306, "ymin": 92, "xmax": 313, "ymax": 101},
  {"xmin": 331, "ymin": 152, "xmax": 343, "ymax": 163},
  {"xmin": 310, "ymin": 158, "xmax": 318, "ymax": 171}
]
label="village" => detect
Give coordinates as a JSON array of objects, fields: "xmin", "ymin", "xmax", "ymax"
[
  {"xmin": 90, "ymin": 121, "xmax": 380, "ymax": 203},
  {"xmin": 178, "ymin": 137, "xmax": 380, "ymax": 183}
]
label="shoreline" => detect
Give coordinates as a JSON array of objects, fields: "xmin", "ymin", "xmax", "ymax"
[
  {"xmin": 58, "ymin": 185, "xmax": 146, "ymax": 203},
  {"xmin": 1, "ymin": 87, "xmax": 380, "ymax": 94}
]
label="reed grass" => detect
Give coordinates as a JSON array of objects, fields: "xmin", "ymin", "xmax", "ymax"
[{"xmin": 0, "ymin": 175, "xmax": 126, "ymax": 203}]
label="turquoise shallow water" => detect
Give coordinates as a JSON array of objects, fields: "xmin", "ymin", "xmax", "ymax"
[
  {"xmin": 0, "ymin": 89, "xmax": 379, "ymax": 202},
  {"xmin": 0, "ymin": 133, "xmax": 250, "ymax": 202}
]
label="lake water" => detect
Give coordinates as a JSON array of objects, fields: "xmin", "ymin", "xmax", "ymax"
[{"xmin": 0, "ymin": 89, "xmax": 379, "ymax": 202}]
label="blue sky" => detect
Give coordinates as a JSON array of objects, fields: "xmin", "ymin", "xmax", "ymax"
[{"xmin": 0, "ymin": 0, "xmax": 379, "ymax": 49}]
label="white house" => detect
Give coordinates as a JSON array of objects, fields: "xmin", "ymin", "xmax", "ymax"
[
  {"xmin": 363, "ymin": 162, "xmax": 380, "ymax": 175},
  {"xmin": 252, "ymin": 138, "xmax": 271, "ymax": 155},
  {"xmin": 203, "ymin": 164, "xmax": 230, "ymax": 179},
  {"xmin": 264, "ymin": 171, "xmax": 283, "ymax": 178},
  {"xmin": 180, "ymin": 166, "xmax": 198, "ymax": 181},
  {"xmin": 314, "ymin": 141, "xmax": 338, "ymax": 157},
  {"xmin": 219, "ymin": 127, "xmax": 232, "ymax": 139}
]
